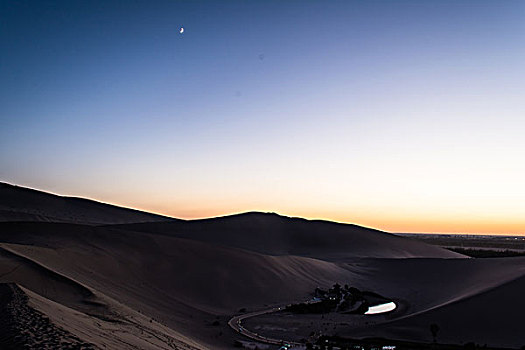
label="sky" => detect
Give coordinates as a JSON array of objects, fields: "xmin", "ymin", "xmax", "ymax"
[{"xmin": 1, "ymin": 0, "xmax": 524, "ymax": 235}]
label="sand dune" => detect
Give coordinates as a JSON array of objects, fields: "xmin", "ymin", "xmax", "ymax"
[
  {"xmin": 0, "ymin": 283, "xmax": 97, "ymax": 349},
  {"xmin": 0, "ymin": 222, "xmax": 355, "ymax": 312},
  {"xmin": 347, "ymin": 264, "xmax": 525, "ymax": 348},
  {"xmin": 337, "ymin": 257, "xmax": 525, "ymax": 347},
  {"xmin": 0, "ymin": 182, "xmax": 173, "ymax": 225},
  {"xmin": 341, "ymin": 257, "xmax": 525, "ymax": 317},
  {"xmin": 112, "ymin": 212, "xmax": 463, "ymax": 259},
  {"xmin": 0, "ymin": 244, "xmax": 98, "ymax": 314},
  {"xmin": 0, "ymin": 183, "xmax": 523, "ymax": 349},
  {"xmin": 0, "ymin": 222, "xmax": 356, "ymax": 348}
]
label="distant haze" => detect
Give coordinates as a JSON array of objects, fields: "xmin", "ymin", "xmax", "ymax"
[{"xmin": 1, "ymin": 1, "xmax": 524, "ymax": 235}]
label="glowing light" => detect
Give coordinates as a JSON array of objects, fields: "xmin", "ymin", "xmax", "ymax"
[
  {"xmin": 365, "ymin": 302, "xmax": 396, "ymax": 315},
  {"xmin": 179, "ymin": 27, "xmax": 184, "ymax": 34}
]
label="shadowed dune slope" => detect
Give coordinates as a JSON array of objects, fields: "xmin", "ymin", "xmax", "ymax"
[
  {"xmin": 348, "ymin": 264, "xmax": 525, "ymax": 348},
  {"xmin": 0, "ymin": 221, "xmax": 356, "ymax": 348},
  {"xmin": 342, "ymin": 257, "xmax": 525, "ymax": 317},
  {"xmin": 0, "ymin": 280, "xmax": 204, "ymax": 350},
  {"xmin": 0, "ymin": 283, "xmax": 97, "ymax": 350},
  {"xmin": 0, "ymin": 222, "xmax": 354, "ymax": 314},
  {"xmin": 0, "ymin": 182, "xmax": 174, "ymax": 225},
  {"xmin": 112, "ymin": 212, "xmax": 463, "ymax": 259},
  {"xmin": 239, "ymin": 257, "xmax": 525, "ymax": 348},
  {"xmin": 0, "ymin": 245, "xmax": 96, "ymax": 311}
]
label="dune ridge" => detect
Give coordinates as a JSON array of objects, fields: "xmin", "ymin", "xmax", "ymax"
[
  {"xmin": 0, "ymin": 182, "xmax": 174, "ymax": 225},
  {"xmin": 111, "ymin": 212, "xmax": 463, "ymax": 259}
]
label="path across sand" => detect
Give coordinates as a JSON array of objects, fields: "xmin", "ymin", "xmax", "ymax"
[{"xmin": 228, "ymin": 305, "xmax": 303, "ymax": 348}]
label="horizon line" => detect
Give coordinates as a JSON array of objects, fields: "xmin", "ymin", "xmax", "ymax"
[{"xmin": 2, "ymin": 181, "xmax": 522, "ymax": 237}]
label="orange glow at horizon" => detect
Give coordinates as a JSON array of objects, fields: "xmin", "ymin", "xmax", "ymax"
[
  {"xmin": 10, "ymin": 180, "xmax": 524, "ymax": 236},
  {"xmin": 107, "ymin": 198, "xmax": 525, "ymax": 236}
]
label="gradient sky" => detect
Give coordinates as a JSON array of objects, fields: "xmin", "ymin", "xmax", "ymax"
[{"xmin": 1, "ymin": 1, "xmax": 524, "ymax": 234}]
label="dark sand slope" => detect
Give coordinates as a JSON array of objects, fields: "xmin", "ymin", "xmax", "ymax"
[
  {"xmin": 0, "ymin": 222, "xmax": 354, "ymax": 313},
  {"xmin": 23, "ymin": 283, "xmax": 205, "ymax": 350},
  {"xmin": 0, "ymin": 182, "xmax": 174, "ymax": 224},
  {"xmin": 0, "ymin": 222, "xmax": 358, "ymax": 348},
  {"xmin": 348, "ymin": 265, "xmax": 525, "ymax": 348},
  {"xmin": 0, "ymin": 282, "xmax": 96, "ymax": 349},
  {"xmin": 0, "ymin": 221, "xmax": 478, "ymax": 349},
  {"xmin": 334, "ymin": 257, "xmax": 525, "ymax": 348},
  {"xmin": 113, "ymin": 212, "xmax": 463, "ymax": 259},
  {"xmin": 0, "ymin": 238, "xmax": 210, "ymax": 349},
  {"xmin": 342, "ymin": 257, "xmax": 525, "ymax": 317},
  {"xmin": 0, "ymin": 244, "xmax": 102, "ymax": 315},
  {"xmin": 241, "ymin": 257, "xmax": 525, "ymax": 348}
]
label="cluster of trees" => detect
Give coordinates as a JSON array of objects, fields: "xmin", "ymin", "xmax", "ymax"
[
  {"xmin": 449, "ymin": 248, "xmax": 525, "ymax": 258},
  {"xmin": 285, "ymin": 299, "xmax": 337, "ymax": 314},
  {"xmin": 286, "ymin": 283, "xmax": 375, "ymax": 314}
]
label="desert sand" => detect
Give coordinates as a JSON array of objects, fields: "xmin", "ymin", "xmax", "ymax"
[{"xmin": 1, "ymin": 182, "xmax": 524, "ymax": 349}]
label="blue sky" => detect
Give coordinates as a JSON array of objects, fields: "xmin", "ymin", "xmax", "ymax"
[{"xmin": 1, "ymin": 1, "xmax": 524, "ymax": 233}]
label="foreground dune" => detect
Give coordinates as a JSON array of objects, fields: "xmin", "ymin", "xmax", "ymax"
[{"xmin": 0, "ymin": 222, "xmax": 356, "ymax": 348}]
